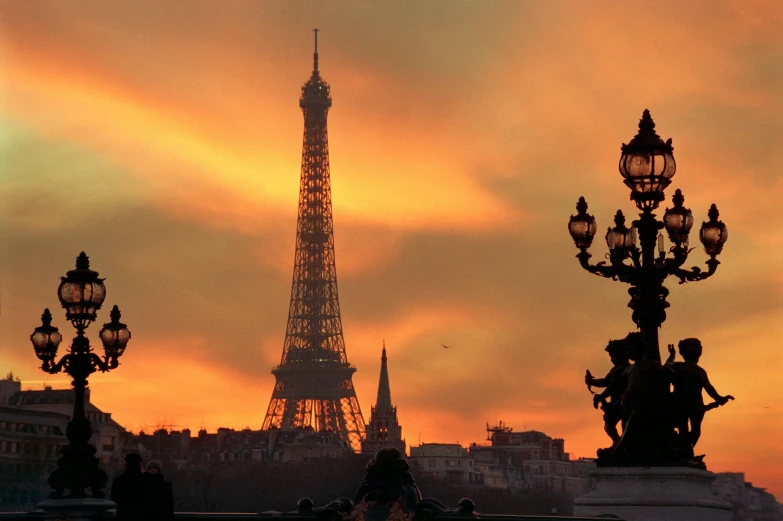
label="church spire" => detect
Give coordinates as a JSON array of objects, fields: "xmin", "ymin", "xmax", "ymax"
[
  {"xmin": 375, "ymin": 341, "xmax": 393, "ymax": 412},
  {"xmin": 362, "ymin": 340, "xmax": 405, "ymax": 455}
]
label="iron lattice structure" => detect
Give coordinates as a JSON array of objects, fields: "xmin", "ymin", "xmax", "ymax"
[{"xmin": 262, "ymin": 31, "xmax": 366, "ymax": 451}]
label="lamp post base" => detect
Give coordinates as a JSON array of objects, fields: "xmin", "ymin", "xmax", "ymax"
[
  {"xmin": 574, "ymin": 467, "xmax": 732, "ymax": 521},
  {"xmin": 36, "ymin": 498, "xmax": 116, "ymax": 520}
]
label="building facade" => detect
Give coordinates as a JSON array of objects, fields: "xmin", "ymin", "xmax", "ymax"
[
  {"xmin": 0, "ymin": 372, "xmax": 127, "ymax": 510},
  {"xmin": 471, "ymin": 422, "xmax": 587, "ymax": 495},
  {"xmin": 361, "ymin": 345, "xmax": 405, "ymax": 455},
  {"xmin": 712, "ymin": 472, "xmax": 782, "ymax": 521},
  {"xmin": 0, "ymin": 407, "xmax": 68, "ymax": 510},
  {"xmin": 408, "ymin": 443, "xmax": 481, "ymax": 485},
  {"xmin": 409, "ymin": 422, "xmax": 591, "ymax": 496},
  {"xmin": 6, "ymin": 385, "xmax": 125, "ymax": 467},
  {"xmin": 125, "ymin": 425, "xmax": 353, "ymax": 468}
]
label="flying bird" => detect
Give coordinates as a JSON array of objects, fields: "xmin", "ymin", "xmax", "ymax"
[{"xmin": 441, "ymin": 344, "xmax": 452, "ymax": 349}]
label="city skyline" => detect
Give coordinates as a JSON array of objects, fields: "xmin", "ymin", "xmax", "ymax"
[{"xmin": 1, "ymin": 0, "xmax": 781, "ymax": 497}]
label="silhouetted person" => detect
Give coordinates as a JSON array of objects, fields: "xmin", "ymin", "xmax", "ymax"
[
  {"xmin": 111, "ymin": 453, "xmax": 145, "ymax": 521},
  {"xmin": 666, "ymin": 338, "xmax": 734, "ymax": 449},
  {"xmin": 143, "ymin": 460, "xmax": 174, "ymax": 521},
  {"xmin": 349, "ymin": 448, "xmax": 422, "ymax": 521},
  {"xmin": 586, "ymin": 339, "xmax": 630, "ymax": 447}
]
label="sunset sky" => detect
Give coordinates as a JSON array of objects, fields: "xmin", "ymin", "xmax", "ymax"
[{"xmin": 1, "ymin": 0, "xmax": 782, "ymax": 496}]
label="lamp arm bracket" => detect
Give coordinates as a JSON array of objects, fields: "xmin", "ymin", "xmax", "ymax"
[
  {"xmin": 42, "ymin": 354, "xmax": 69, "ymax": 375},
  {"xmin": 89, "ymin": 352, "xmax": 112, "ymax": 373},
  {"xmin": 662, "ymin": 250, "xmax": 690, "ymax": 276},
  {"xmin": 577, "ymin": 250, "xmax": 626, "ymax": 281},
  {"xmin": 674, "ymin": 257, "xmax": 720, "ymax": 284}
]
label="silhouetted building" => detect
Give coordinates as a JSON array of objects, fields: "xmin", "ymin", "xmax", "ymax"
[
  {"xmin": 471, "ymin": 422, "xmax": 586, "ymax": 495},
  {"xmin": 0, "ymin": 372, "xmax": 130, "ymax": 509},
  {"xmin": 409, "ymin": 443, "xmax": 481, "ymax": 485},
  {"xmin": 125, "ymin": 425, "xmax": 352, "ymax": 467},
  {"xmin": 0, "ymin": 407, "xmax": 68, "ymax": 510},
  {"xmin": 261, "ymin": 31, "xmax": 365, "ymax": 452},
  {"xmin": 4, "ymin": 382, "xmax": 125, "ymax": 467},
  {"xmin": 409, "ymin": 422, "xmax": 590, "ymax": 496},
  {"xmin": 712, "ymin": 472, "xmax": 782, "ymax": 521},
  {"xmin": 362, "ymin": 344, "xmax": 405, "ymax": 455}
]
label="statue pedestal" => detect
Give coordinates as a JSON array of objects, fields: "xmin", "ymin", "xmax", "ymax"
[
  {"xmin": 37, "ymin": 498, "xmax": 116, "ymax": 520},
  {"xmin": 573, "ymin": 467, "xmax": 732, "ymax": 521}
]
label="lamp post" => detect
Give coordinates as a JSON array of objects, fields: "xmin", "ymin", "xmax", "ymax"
[
  {"xmin": 568, "ymin": 110, "xmax": 728, "ymax": 362},
  {"xmin": 30, "ymin": 252, "xmax": 130, "ymax": 499}
]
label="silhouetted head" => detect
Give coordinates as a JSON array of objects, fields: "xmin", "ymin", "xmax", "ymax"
[
  {"xmin": 365, "ymin": 447, "xmax": 410, "ymax": 482},
  {"xmin": 605, "ymin": 339, "xmax": 629, "ymax": 364},
  {"xmin": 678, "ymin": 338, "xmax": 703, "ymax": 362},
  {"xmin": 124, "ymin": 453, "xmax": 143, "ymax": 473},
  {"xmin": 624, "ymin": 332, "xmax": 647, "ymax": 362},
  {"xmin": 147, "ymin": 459, "xmax": 162, "ymax": 475}
]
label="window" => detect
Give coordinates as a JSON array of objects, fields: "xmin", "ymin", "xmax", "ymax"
[
  {"xmin": 101, "ymin": 436, "xmax": 115, "ymax": 453},
  {"xmin": 428, "ymin": 459, "xmax": 436, "ymax": 468}
]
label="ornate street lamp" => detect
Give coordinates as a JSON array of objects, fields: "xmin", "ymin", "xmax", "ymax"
[
  {"xmin": 605, "ymin": 210, "xmax": 637, "ymax": 265},
  {"xmin": 31, "ymin": 252, "xmax": 130, "ymax": 499},
  {"xmin": 618, "ymin": 109, "xmax": 676, "ymax": 211},
  {"xmin": 663, "ymin": 189, "xmax": 693, "ymax": 247},
  {"xmin": 568, "ymin": 196, "xmax": 598, "ymax": 250},
  {"xmin": 568, "ymin": 110, "xmax": 727, "ymax": 362},
  {"xmin": 700, "ymin": 204, "xmax": 728, "ymax": 257}
]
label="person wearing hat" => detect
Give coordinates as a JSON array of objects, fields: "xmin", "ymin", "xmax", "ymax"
[
  {"xmin": 143, "ymin": 459, "xmax": 174, "ymax": 520},
  {"xmin": 111, "ymin": 453, "xmax": 145, "ymax": 520}
]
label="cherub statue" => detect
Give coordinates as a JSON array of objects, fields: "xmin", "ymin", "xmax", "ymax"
[
  {"xmin": 665, "ymin": 338, "xmax": 734, "ymax": 448},
  {"xmin": 585, "ymin": 339, "xmax": 630, "ymax": 447},
  {"xmin": 608, "ymin": 332, "xmax": 684, "ymax": 465}
]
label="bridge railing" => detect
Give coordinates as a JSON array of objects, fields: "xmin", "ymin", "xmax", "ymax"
[
  {"xmin": 0, "ymin": 512, "xmax": 620, "ymax": 521},
  {"xmin": 0, "ymin": 497, "xmax": 621, "ymax": 521}
]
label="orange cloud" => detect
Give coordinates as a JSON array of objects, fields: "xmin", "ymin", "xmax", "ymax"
[{"xmin": 2, "ymin": 41, "xmax": 519, "ymax": 235}]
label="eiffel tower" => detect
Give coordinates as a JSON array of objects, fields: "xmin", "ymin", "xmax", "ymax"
[{"xmin": 262, "ymin": 30, "xmax": 366, "ymax": 451}]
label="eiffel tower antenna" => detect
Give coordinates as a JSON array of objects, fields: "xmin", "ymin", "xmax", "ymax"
[
  {"xmin": 313, "ymin": 28, "xmax": 319, "ymax": 72},
  {"xmin": 262, "ymin": 31, "xmax": 366, "ymax": 451}
]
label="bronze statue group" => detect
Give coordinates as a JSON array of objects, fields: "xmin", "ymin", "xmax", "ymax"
[{"xmin": 585, "ymin": 332, "xmax": 734, "ymax": 467}]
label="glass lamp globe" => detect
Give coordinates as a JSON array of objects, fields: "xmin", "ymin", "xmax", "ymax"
[
  {"xmin": 605, "ymin": 210, "xmax": 637, "ymax": 252},
  {"xmin": 569, "ymin": 197, "xmax": 598, "ymax": 250},
  {"xmin": 700, "ymin": 204, "xmax": 728, "ymax": 257},
  {"xmin": 31, "ymin": 309, "xmax": 62, "ymax": 362},
  {"xmin": 99, "ymin": 305, "xmax": 131, "ymax": 359},
  {"xmin": 58, "ymin": 252, "xmax": 106, "ymax": 328},
  {"xmin": 619, "ymin": 110, "xmax": 676, "ymax": 210},
  {"xmin": 663, "ymin": 189, "xmax": 694, "ymax": 245}
]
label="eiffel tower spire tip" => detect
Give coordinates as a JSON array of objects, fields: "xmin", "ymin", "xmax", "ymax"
[{"xmin": 313, "ymin": 28, "xmax": 320, "ymax": 72}]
